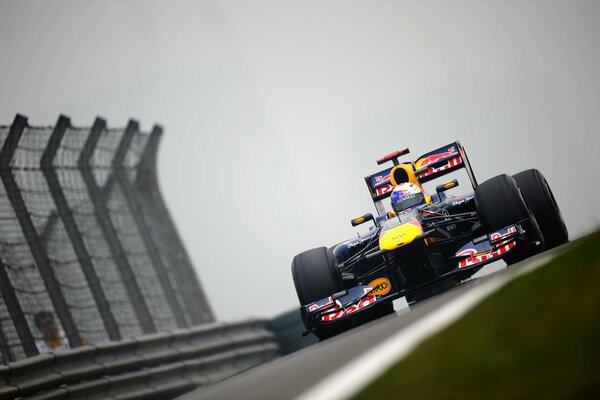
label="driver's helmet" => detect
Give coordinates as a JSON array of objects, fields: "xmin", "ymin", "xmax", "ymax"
[{"xmin": 390, "ymin": 182, "xmax": 426, "ymax": 212}]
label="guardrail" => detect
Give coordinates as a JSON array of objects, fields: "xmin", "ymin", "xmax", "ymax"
[{"xmin": 0, "ymin": 319, "xmax": 279, "ymax": 400}]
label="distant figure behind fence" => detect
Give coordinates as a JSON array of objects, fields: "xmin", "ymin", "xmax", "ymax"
[{"xmin": 34, "ymin": 311, "xmax": 70, "ymax": 353}]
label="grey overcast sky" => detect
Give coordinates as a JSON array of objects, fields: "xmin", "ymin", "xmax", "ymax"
[{"xmin": 1, "ymin": 1, "xmax": 599, "ymax": 320}]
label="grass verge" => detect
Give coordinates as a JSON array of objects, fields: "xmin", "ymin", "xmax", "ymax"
[{"xmin": 354, "ymin": 230, "xmax": 600, "ymax": 399}]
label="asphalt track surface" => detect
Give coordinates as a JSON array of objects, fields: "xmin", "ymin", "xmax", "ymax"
[{"xmin": 177, "ymin": 259, "xmax": 527, "ymax": 400}]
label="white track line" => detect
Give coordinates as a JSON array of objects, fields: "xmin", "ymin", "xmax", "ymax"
[{"xmin": 295, "ymin": 253, "xmax": 556, "ymax": 400}]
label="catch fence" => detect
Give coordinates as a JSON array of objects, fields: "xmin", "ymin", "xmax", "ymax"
[{"xmin": 0, "ymin": 114, "xmax": 213, "ymax": 363}]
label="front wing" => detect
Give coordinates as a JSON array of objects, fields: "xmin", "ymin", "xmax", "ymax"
[{"xmin": 301, "ymin": 224, "xmax": 527, "ymax": 330}]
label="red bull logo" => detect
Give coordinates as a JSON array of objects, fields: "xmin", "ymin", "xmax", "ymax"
[
  {"xmin": 416, "ymin": 146, "xmax": 457, "ymax": 169},
  {"xmin": 374, "ymin": 173, "xmax": 391, "ymax": 185},
  {"xmin": 320, "ymin": 295, "xmax": 378, "ymax": 321}
]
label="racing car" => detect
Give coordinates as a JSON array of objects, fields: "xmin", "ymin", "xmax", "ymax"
[{"xmin": 292, "ymin": 142, "xmax": 568, "ymax": 340}]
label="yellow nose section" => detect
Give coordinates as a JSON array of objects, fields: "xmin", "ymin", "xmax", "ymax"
[{"xmin": 379, "ymin": 221, "xmax": 424, "ymax": 250}]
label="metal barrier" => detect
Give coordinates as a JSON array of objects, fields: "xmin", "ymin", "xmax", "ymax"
[{"xmin": 0, "ymin": 319, "xmax": 279, "ymax": 399}]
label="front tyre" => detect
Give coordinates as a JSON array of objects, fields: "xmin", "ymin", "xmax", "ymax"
[
  {"xmin": 292, "ymin": 247, "xmax": 344, "ymax": 340},
  {"xmin": 475, "ymin": 174, "xmax": 543, "ymax": 265},
  {"xmin": 512, "ymin": 169, "xmax": 568, "ymax": 250}
]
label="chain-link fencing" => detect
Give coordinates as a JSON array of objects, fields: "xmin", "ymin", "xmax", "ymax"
[{"xmin": 0, "ymin": 114, "xmax": 213, "ymax": 363}]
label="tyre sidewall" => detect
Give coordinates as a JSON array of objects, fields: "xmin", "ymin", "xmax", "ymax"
[
  {"xmin": 292, "ymin": 247, "xmax": 341, "ymax": 306},
  {"xmin": 512, "ymin": 169, "xmax": 568, "ymax": 249}
]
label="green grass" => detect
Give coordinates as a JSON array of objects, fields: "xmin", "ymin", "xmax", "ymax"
[{"xmin": 354, "ymin": 230, "xmax": 600, "ymax": 399}]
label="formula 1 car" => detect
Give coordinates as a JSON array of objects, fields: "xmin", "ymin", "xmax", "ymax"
[{"xmin": 292, "ymin": 142, "xmax": 568, "ymax": 339}]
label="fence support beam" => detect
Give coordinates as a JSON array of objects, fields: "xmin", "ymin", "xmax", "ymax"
[
  {"xmin": 78, "ymin": 118, "xmax": 155, "ymax": 334},
  {"xmin": 0, "ymin": 303, "xmax": 14, "ymax": 362},
  {"xmin": 112, "ymin": 120, "xmax": 188, "ymax": 328},
  {"xmin": 0, "ymin": 114, "xmax": 82, "ymax": 348},
  {"xmin": 136, "ymin": 126, "xmax": 214, "ymax": 324},
  {"xmin": 0, "ymin": 258, "xmax": 35, "ymax": 359},
  {"xmin": 41, "ymin": 115, "xmax": 121, "ymax": 341}
]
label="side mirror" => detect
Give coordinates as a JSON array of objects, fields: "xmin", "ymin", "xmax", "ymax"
[
  {"xmin": 351, "ymin": 213, "xmax": 374, "ymax": 227},
  {"xmin": 436, "ymin": 179, "xmax": 459, "ymax": 194}
]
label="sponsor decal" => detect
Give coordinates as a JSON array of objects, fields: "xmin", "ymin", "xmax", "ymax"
[
  {"xmin": 307, "ymin": 287, "xmax": 375, "ymax": 320},
  {"xmin": 321, "ymin": 295, "xmax": 378, "ymax": 322},
  {"xmin": 307, "ymin": 296, "xmax": 333, "ymax": 313},
  {"xmin": 451, "ymin": 195, "xmax": 474, "ymax": 207},
  {"xmin": 399, "ymin": 193, "xmax": 416, "ymax": 201},
  {"xmin": 456, "ymin": 226, "xmax": 519, "ymax": 268},
  {"xmin": 374, "ymin": 173, "xmax": 391, "ymax": 185},
  {"xmin": 490, "ymin": 226, "xmax": 517, "ymax": 243},
  {"xmin": 368, "ymin": 277, "xmax": 392, "ymax": 296},
  {"xmin": 418, "ymin": 156, "xmax": 462, "ymax": 178},
  {"xmin": 457, "ymin": 241, "xmax": 517, "ymax": 268},
  {"xmin": 370, "ymin": 169, "xmax": 392, "ymax": 186},
  {"xmin": 370, "ymin": 167, "xmax": 394, "ymax": 197},
  {"xmin": 416, "ymin": 146, "xmax": 458, "ymax": 168},
  {"xmin": 375, "ymin": 183, "xmax": 393, "ymax": 197}
]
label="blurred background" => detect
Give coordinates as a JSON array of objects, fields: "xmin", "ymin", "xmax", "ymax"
[{"xmin": 1, "ymin": 0, "xmax": 599, "ymax": 321}]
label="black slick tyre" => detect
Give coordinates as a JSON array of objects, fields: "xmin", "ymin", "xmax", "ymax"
[
  {"xmin": 292, "ymin": 247, "xmax": 344, "ymax": 340},
  {"xmin": 512, "ymin": 169, "xmax": 568, "ymax": 250},
  {"xmin": 292, "ymin": 247, "xmax": 341, "ymax": 305},
  {"xmin": 475, "ymin": 174, "xmax": 543, "ymax": 265},
  {"xmin": 475, "ymin": 174, "xmax": 530, "ymax": 231}
]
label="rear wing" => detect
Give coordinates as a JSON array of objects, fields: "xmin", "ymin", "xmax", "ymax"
[
  {"xmin": 364, "ymin": 141, "xmax": 478, "ymax": 215},
  {"xmin": 364, "ymin": 166, "xmax": 395, "ymax": 215},
  {"xmin": 414, "ymin": 142, "xmax": 477, "ymax": 184}
]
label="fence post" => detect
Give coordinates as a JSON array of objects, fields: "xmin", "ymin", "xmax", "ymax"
[
  {"xmin": 0, "ymin": 257, "xmax": 35, "ymax": 359},
  {"xmin": 40, "ymin": 115, "xmax": 121, "ymax": 341},
  {"xmin": 78, "ymin": 118, "xmax": 156, "ymax": 334},
  {"xmin": 0, "ymin": 114, "xmax": 82, "ymax": 348},
  {"xmin": 0, "ymin": 304, "xmax": 14, "ymax": 362},
  {"xmin": 136, "ymin": 126, "xmax": 215, "ymax": 324},
  {"xmin": 112, "ymin": 120, "xmax": 188, "ymax": 328},
  {"xmin": 0, "ymin": 118, "xmax": 36, "ymax": 360}
]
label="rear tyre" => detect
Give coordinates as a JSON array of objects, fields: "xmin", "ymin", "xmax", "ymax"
[
  {"xmin": 512, "ymin": 169, "xmax": 568, "ymax": 250},
  {"xmin": 292, "ymin": 247, "xmax": 344, "ymax": 340},
  {"xmin": 475, "ymin": 174, "xmax": 543, "ymax": 265}
]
